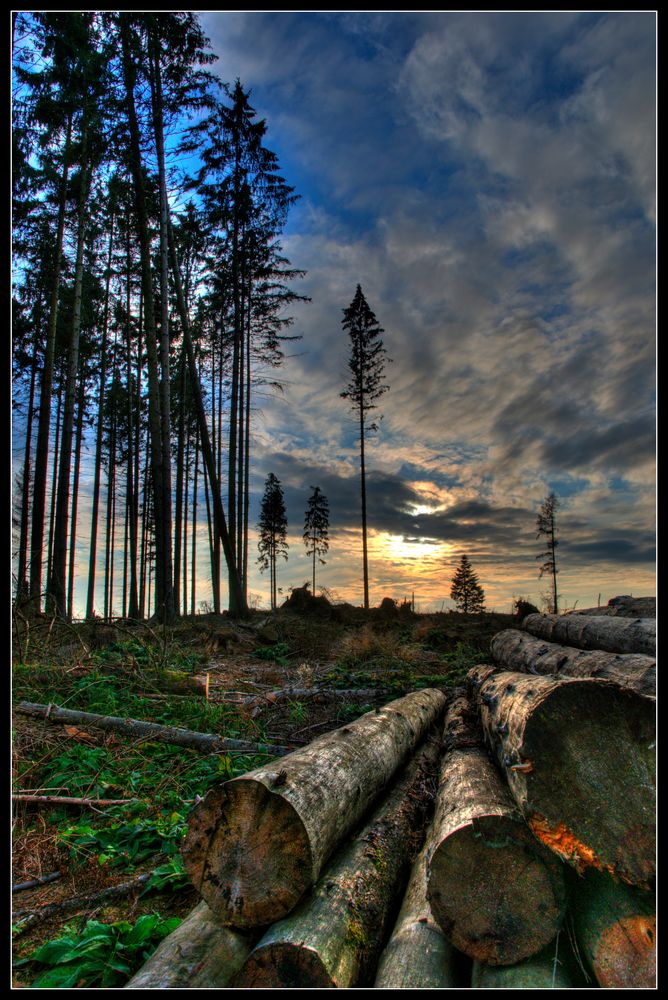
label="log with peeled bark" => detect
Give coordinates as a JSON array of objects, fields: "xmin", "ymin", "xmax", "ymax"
[
  {"xmin": 373, "ymin": 840, "xmax": 459, "ymax": 988},
  {"xmin": 491, "ymin": 628, "xmax": 655, "ymax": 699},
  {"xmin": 125, "ymin": 901, "xmax": 257, "ymax": 989},
  {"xmin": 521, "ymin": 612, "xmax": 655, "ymax": 656},
  {"xmin": 425, "ymin": 696, "xmax": 567, "ymax": 966},
  {"xmin": 467, "ymin": 666, "xmax": 655, "ymax": 887},
  {"xmin": 232, "ymin": 737, "xmax": 441, "ymax": 988},
  {"xmin": 568, "ymin": 868, "xmax": 656, "ymax": 989},
  {"xmin": 17, "ymin": 702, "xmax": 291, "ymax": 757},
  {"xmin": 470, "ymin": 935, "xmax": 584, "ymax": 988},
  {"xmin": 183, "ymin": 688, "xmax": 448, "ymax": 929}
]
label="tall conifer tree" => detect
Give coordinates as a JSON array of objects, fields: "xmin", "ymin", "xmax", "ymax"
[
  {"xmin": 450, "ymin": 554, "xmax": 485, "ymax": 613},
  {"xmin": 340, "ymin": 285, "xmax": 390, "ymax": 610},
  {"xmin": 257, "ymin": 473, "xmax": 288, "ymax": 611},
  {"xmin": 303, "ymin": 486, "xmax": 329, "ymax": 594}
]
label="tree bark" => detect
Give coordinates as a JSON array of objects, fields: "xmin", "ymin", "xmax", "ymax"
[
  {"xmin": 521, "ymin": 612, "xmax": 655, "ymax": 656},
  {"xmin": 125, "ymin": 901, "xmax": 257, "ymax": 989},
  {"xmin": 17, "ymin": 702, "xmax": 292, "ymax": 757},
  {"xmin": 233, "ymin": 737, "xmax": 441, "ymax": 987},
  {"xmin": 467, "ymin": 666, "xmax": 655, "ymax": 887},
  {"xmin": 374, "ymin": 840, "xmax": 459, "ymax": 988},
  {"xmin": 568, "ymin": 868, "xmax": 655, "ymax": 989},
  {"xmin": 425, "ymin": 696, "xmax": 566, "ymax": 965},
  {"xmin": 491, "ymin": 628, "xmax": 655, "ymax": 699},
  {"xmin": 66, "ymin": 379, "xmax": 85, "ymax": 620},
  {"xmin": 183, "ymin": 688, "xmax": 447, "ymax": 928}
]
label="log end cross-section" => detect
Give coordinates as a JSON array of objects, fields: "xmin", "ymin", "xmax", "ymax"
[
  {"xmin": 469, "ymin": 669, "xmax": 656, "ymax": 887},
  {"xmin": 183, "ymin": 778, "xmax": 313, "ymax": 928}
]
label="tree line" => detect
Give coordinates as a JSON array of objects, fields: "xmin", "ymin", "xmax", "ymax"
[{"xmin": 12, "ymin": 12, "xmax": 308, "ymax": 621}]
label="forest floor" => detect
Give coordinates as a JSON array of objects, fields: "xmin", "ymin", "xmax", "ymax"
[{"xmin": 11, "ymin": 600, "xmax": 516, "ymax": 988}]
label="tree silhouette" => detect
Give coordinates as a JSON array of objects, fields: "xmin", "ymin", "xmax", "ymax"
[
  {"xmin": 303, "ymin": 486, "xmax": 329, "ymax": 594},
  {"xmin": 536, "ymin": 493, "xmax": 559, "ymax": 614},
  {"xmin": 340, "ymin": 285, "xmax": 391, "ymax": 610},
  {"xmin": 257, "ymin": 473, "xmax": 288, "ymax": 610},
  {"xmin": 450, "ymin": 554, "xmax": 485, "ymax": 613}
]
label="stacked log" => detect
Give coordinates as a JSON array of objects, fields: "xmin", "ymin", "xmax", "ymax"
[
  {"xmin": 233, "ymin": 738, "xmax": 440, "ymax": 987},
  {"xmin": 373, "ymin": 841, "xmax": 459, "ymax": 988},
  {"xmin": 182, "ymin": 688, "xmax": 448, "ymax": 927},
  {"xmin": 125, "ymin": 630, "xmax": 654, "ymax": 989},
  {"xmin": 568, "ymin": 868, "xmax": 656, "ymax": 989},
  {"xmin": 467, "ymin": 666, "xmax": 655, "ymax": 886},
  {"xmin": 124, "ymin": 902, "xmax": 256, "ymax": 989},
  {"xmin": 470, "ymin": 935, "xmax": 583, "ymax": 989},
  {"xmin": 424, "ymin": 696, "xmax": 566, "ymax": 965},
  {"xmin": 490, "ymin": 629, "xmax": 655, "ymax": 699},
  {"xmin": 521, "ymin": 612, "xmax": 655, "ymax": 656}
]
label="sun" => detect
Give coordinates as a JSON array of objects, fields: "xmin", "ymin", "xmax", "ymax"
[{"xmin": 381, "ymin": 533, "xmax": 447, "ymax": 562}]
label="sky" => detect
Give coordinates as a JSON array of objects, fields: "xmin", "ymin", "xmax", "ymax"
[
  {"xmin": 13, "ymin": 10, "xmax": 656, "ymax": 617},
  {"xmin": 185, "ymin": 11, "xmax": 655, "ymax": 613}
]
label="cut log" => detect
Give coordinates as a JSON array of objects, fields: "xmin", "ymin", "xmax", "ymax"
[
  {"xmin": 373, "ymin": 841, "xmax": 458, "ymax": 988},
  {"xmin": 521, "ymin": 613, "xmax": 655, "ymax": 656},
  {"xmin": 470, "ymin": 935, "xmax": 581, "ymax": 988},
  {"xmin": 183, "ymin": 688, "xmax": 448, "ymax": 928},
  {"xmin": 161, "ymin": 670, "xmax": 209, "ymax": 698},
  {"xmin": 232, "ymin": 738, "xmax": 441, "ymax": 987},
  {"xmin": 569, "ymin": 868, "xmax": 656, "ymax": 988},
  {"xmin": 426, "ymin": 696, "xmax": 567, "ymax": 965},
  {"xmin": 125, "ymin": 901, "xmax": 257, "ymax": 989},
  {"xmin": 467, "ymin": 667, "xmax": 655, "ymax": 886},
  {"xmin": 17, "ymin": 702, "xmax": 291, "ymax": 757},
  {"xmin": 491, "ymin": 629, "xmax": 655, "ymax": 699}
]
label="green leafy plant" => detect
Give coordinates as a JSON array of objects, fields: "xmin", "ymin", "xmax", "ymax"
[
  {"xmin": 60, "ymin": 811, "xmax": 188, "ymax": 869},
  {"xmin": 19, "ymin": 914, "xmax": 181, "ymax": 988},
  {"xmin": 287, "ymin": 700, "xmax": 308, "ymax": 724},
  {"xmin": 253, "ymin": 642, "xmax": 290, "ymax": 666}
]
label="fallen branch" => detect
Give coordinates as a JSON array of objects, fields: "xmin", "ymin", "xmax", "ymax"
[
  {"xmin": 12, "ymin": 871, "xmax": 63, "ymax": 894},
  {"xmin": 17, "ymin": 702, "xmax": 292, "ymax": 757},
  {"xmin": 12, "ymin": 872, "xmax": 151, "ymax": 936},
  {"xmin": 13, "ymin": 794, "xmax": 137, "ymax": 808}
]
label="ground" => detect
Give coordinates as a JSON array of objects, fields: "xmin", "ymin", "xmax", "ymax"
[{"xmin": 11, "ymin": 600, "xmax": 516, "ymax": 988}]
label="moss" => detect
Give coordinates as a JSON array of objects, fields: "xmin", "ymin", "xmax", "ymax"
[{"xmin": 345, "ymin": 919, "xmax": 368, "ymax": 950}]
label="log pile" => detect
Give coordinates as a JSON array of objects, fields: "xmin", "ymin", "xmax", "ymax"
[{"xmin": 127, "ymin": 623, "xmax": 655, "ymax": 989}]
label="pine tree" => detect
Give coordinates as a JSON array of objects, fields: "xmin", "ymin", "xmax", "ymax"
[
  {"xmin": 450, "ymin": 554, "xmax": 485, "ymax": 614},
  {"xmin": 340, "ymin": 285, "xmax": 391, "ymax": 610},
  {"xmin": 303, "ymin": 486, "xmax": 329, "ymax": 595},
  {"xmin": 257, "ymin": 473, "xmax": 288, "ymax": 611},
  {"xmin": 536, "ymin": 493, "xmax": 560, "ymax": 614}
]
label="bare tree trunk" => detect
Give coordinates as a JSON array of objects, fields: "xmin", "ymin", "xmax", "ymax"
[
  {"xmin": 49, "ymin": 117, "xmax": 92, "ymax": 618},
  {"xmin": 16, "ymin": 327, "xmax": 40, "ymax": 601},
  {"xmin": 85, "ymin": 209, "xmax": 114, "ymax": 619},
  {"xmin": 359, "ymin": 400, "xmax": 369, "ymax": 610},
  {"xmin": 66, "ymin": 379, "xmax": 86, "ymax": 619},
  {"xmin": 167, "ymin": 216, "xmax": 247, "ymax": 616},
  {"xmin": 46, "ymin": 377, "xmax": 64, "ymax": 602},
  {"xmin": 148, "ymin": 29, "xmax": 174, "ymax": 622},
  {"xmin": 29, "ymin": 114, "xmax": 72, "ymax": 609},
  {"xmin": 119, "ymin": 15, "xmax": 168, "ymax": 622},
  {"xmin": 173, "ymin": 350, "xmax": 186, "ymax": 616},
  {"xmin": 191, "ymin": 423, "xmax": 199, "ymax": 615}
]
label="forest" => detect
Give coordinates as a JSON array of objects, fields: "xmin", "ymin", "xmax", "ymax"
[
  {"xmin": 13, "ymin": 11, "xmax": 311, "ymax": 623},
  {"xmin": 12, "ymin": 12, "xmax": 655, "ymax": 990}
]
